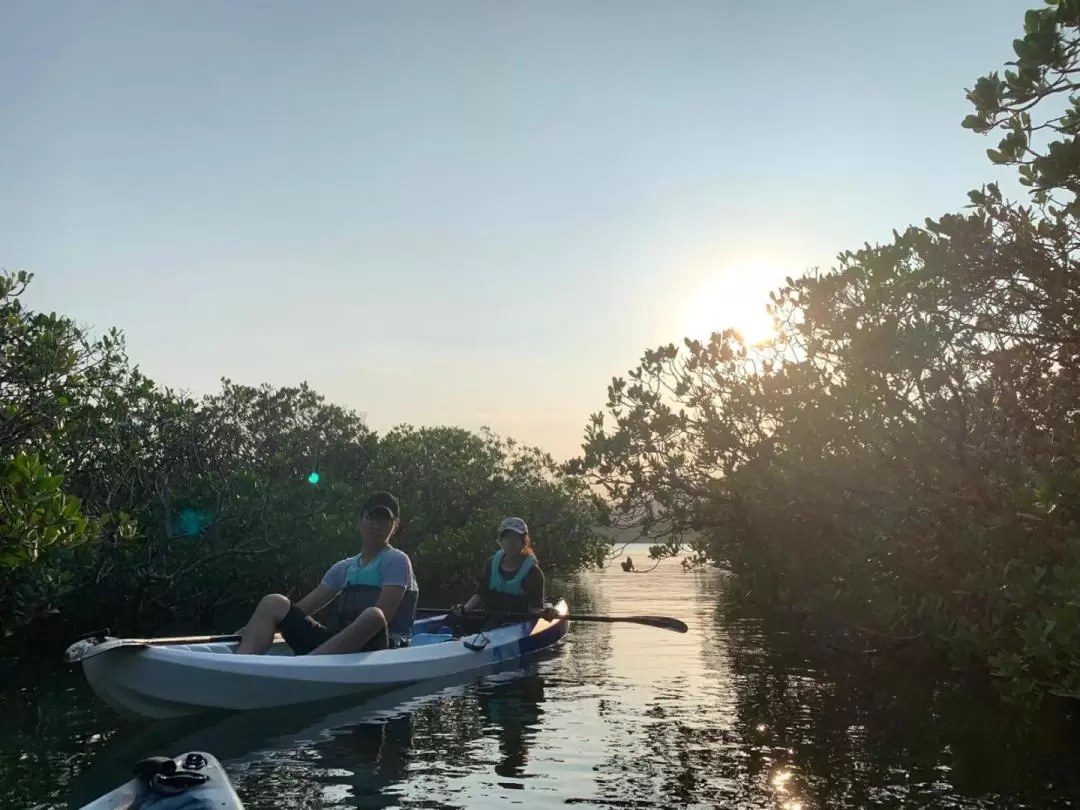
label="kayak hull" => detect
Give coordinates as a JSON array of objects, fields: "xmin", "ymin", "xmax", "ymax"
[
  {"xmin": 80, "ymin": 601, "xmax": 569, "ymax": 719},
  {"xmin": 76, "ymin": 750, "xmax": 242, "ymax": 809}
]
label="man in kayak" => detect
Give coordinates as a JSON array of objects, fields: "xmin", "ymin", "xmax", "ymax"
[
  {"xmin": 448, "ymin": 517, "xmax": 557, "ymax": 631},
  {"xmin": 235, "ymin": 491, "xmax": 418, "ymax": 655}
]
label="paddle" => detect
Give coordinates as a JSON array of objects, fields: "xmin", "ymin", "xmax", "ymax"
[
  {"xmin": 64, "ymin": 632, "xmax": 285, "ymax": 664},
  {"xmin": 64, "ymin": 608, "xmax": 689, "ymax": 664},
  {"xmin": 417, "ymin": 608, "xmax": 688, "ymax": 634}
]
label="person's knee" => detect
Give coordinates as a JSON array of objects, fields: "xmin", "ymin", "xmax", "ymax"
[
  {"xmin": 257, "ymin": 593, "xmax": 291, "ymax": 621},
  {"xmin": 348, "ymin": 606, "xmax": 387, "ymax": 628}
]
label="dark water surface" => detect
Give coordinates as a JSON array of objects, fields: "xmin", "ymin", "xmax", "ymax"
[{"xmin": 2, "ymin": 544, "xmax": 1079, "ymax": 809}]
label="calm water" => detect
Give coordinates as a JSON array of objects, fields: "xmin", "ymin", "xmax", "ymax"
[{"xmin": 2, "ymin": 544, "xmax": 1079, "ymax": 809}]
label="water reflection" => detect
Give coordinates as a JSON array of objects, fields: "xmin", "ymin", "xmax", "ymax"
[
  {"xmin": 573, "ymin": 564, "xmax": 1080, "ymax": 810},
  {"xmin": 4, "ymin": 545, "xmax": 1080, "ymax": 809},
  {"xmin": 233, "ymin": 713, "xmax": 418, "ymax": 809},
  {"xmin": 717, "ymin": 590, "xmax": 1080, "ymax": 810},
  {"xmin": 58, "ymin": 661, "xmax": 556, "ymax": 810},
  {"xmin": 478, "ymin": 673, "xmax": 545, "ymax": 781},
  {"xmin": 0, "ymin": 670, "xmax": 124, "ymax": 810}
]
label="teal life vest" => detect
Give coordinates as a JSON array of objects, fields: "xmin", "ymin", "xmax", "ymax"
[
  {"xmin": 488, "ymin": 550, "xmax": 535, "ymax": 596},
  {"xmin": 333, "ymin": 549, "xmax": 388, "ymax": 631},
  {"xmin": 344, "ymin": 550, "xmax": 387, "ymax": 587}
]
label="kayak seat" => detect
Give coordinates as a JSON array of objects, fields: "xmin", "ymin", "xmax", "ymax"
[{"xmin": 409, "ymin": 632, "xmax": 454, "ymax": 647}]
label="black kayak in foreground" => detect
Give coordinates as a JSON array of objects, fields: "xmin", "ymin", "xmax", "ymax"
[{"xmin": 75, "ymin": 751, "xmax": 243, "ymax": 809}]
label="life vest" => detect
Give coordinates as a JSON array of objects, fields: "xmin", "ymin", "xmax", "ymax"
[
  {"xmin": 488, "ymin": 550, "xmax": 535, "ymax": 596},
  {"xmin": 333, "ymin": 549, "xmax": 389, "ymax": 631}
]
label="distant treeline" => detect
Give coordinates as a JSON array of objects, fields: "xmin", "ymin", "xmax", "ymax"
[{"xmin": 0, "ymin": 268, "xmax": 607, "ymax": 643}]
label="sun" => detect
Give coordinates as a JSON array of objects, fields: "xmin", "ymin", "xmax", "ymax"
[{"xmin": 680, "ymin": 272, "xmax": 778, "ymax": 347}]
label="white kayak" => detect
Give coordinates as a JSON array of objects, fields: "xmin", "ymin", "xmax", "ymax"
[
  {"xmin": 66, "ymin": 600, "xmax": 569, "ymax": 720},
  {"xmin": 76, "ymin": 751, "xmax": 243, "ymax": 809}
]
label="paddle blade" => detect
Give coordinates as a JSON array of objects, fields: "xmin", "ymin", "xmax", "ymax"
[
  {"xmin": 62, "ymin": 632, "xmax": 273, "ymax": 664},
  {"xmin": 557, "ymin": 613, "xmax": 688, "ymax": 633},
  {"xmin": 617, "ymin": 615, "xmax": 689, "ymax": 633},
  {"xmin": 63, "ymin": 635, "xmax": 155, "ymax": 664}
]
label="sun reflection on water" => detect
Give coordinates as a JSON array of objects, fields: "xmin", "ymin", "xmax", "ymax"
[{"xmin": 771, "ymin": 765, "xmax": 807, "ymax": 810}]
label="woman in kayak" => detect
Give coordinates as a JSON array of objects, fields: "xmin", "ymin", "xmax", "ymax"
[
  {"xmin": 450, "ymin": 517, "xmax": 558, "ymax": 629},
  {"xmin": 235, "ymin": 490, "xmax": 419, "ymax": 656}
]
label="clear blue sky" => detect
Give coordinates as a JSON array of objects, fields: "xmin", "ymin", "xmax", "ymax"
[{"xmin": 1, "ymin": 0, "xmax": 1030, "ymax": 460}]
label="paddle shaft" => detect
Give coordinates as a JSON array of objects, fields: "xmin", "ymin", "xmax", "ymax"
[
  {"xmin": 136, "ymin": 633, "xmax": 242, "ymax": 645},
  {"xmin": 418, "ymin": 608, "xmax": 688, "ymax": 633},
  {"xmin": 101, "ymin": 632, "xmax": 282, "ymax": 647}
]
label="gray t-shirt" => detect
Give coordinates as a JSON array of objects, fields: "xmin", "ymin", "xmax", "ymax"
[{"xmin": 321, "ymin": 547, "xmax": 418, "ymax": 642}]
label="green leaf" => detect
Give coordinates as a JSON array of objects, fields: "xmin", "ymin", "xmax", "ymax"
[{"xmin": 961, "ymin": 114, "xmax": 989, "ymax": 131}]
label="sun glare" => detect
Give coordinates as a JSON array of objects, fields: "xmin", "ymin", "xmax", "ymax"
[{"xmin": 681, "ymin": 271, "xmax": 779, "ymax": 347}]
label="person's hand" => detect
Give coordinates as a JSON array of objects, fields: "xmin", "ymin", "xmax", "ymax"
[
  {"xmin": 540, "ymin": 606, "xmax": 558, "ymax": 622},
  {"xmin": 450, "ymin": 604, "xmax": 465, "ymax": 616}
]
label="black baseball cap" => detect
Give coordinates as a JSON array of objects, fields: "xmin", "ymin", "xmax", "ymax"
[{"xmin": 362, "ymin": 491, "xmax": 400, "ymax": 520}]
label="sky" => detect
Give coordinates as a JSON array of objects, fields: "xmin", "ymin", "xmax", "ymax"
[{"xmin": 1, "ymin": 0, "xmax": 1033, "ymax": 460}]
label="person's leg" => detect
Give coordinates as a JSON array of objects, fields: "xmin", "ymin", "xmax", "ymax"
[
  {"xmin": 309, "ymin": 606, "xmax": 389, "ymax": 655},
  {"xmin": 278, "ymin": 605, "xmax": 335, "ymax": 655},
  {"xmin": 236, "ymin": 597, "xmax": 334, "ymax": 656},
  {"xmin": 360, "ymin": 623, "xmax": 390, "ymax": 651},
  {"xmin": 234, "ymin": 591, "xmax": 289, "ymax": 656},
  {"xmin": 235, "ymin": 594, "xmax": 292, "ymax": 654}
]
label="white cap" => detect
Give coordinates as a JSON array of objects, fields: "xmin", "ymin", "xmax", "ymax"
[{"xmin": 498, "ymin": 517, "xmax": 529, "ymax": 536}]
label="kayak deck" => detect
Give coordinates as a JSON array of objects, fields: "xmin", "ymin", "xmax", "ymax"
[{"xmin": 76, "ymin": 750, "xmax": 243, "ymax": 809}]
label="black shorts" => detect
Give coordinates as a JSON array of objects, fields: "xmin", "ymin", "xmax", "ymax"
[{"xmin": 279, "ymin": 605, "xmax": 390, "ymax": 655}]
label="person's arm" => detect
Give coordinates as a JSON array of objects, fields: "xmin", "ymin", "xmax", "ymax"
[
  {"xmin": 459, "ymin": 559, "xmax": 492, "ymax": 612},
  {"xmin": 294, "ymin": 583, "xmax": 337, "ymax": 616},
  {"xmin": 357, "ymin": 551, "xmax": 413, "ymax": 631},
  {"xmin": 525, "ymin": 565, "xmax": 558, "ymax": 620},
  {"xmin": 296, "ymin": 558, "xmax": 351, "ymax": 615},
  {"xmin": 377, "ymin": 551, "xmax": 413, "ymax": 620},
  {"xmin": 311, "ymin": 585, "xmax": 406, "ymax": 654},
  {"xmin": 524, "ymin": 566, "xmax": 545, "ymax": 612},
  {"xmin": 312, "ymin": 553, "xmax": 413, "ymax": 654},
  {"xmin": 375, "ymin": 583, "xmax": 407, "ymax": 620}
]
